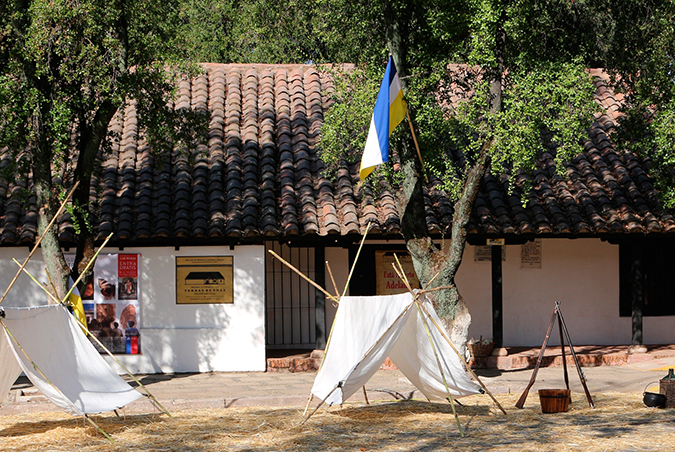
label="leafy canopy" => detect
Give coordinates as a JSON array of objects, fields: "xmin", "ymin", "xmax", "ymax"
[{"xmin": 0, "ymin": 0, "xmax": 207, "ymax": 180}]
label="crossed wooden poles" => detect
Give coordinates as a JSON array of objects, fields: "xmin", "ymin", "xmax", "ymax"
[
  {"xmin": 515, "ymin": 301, "xmax": 595, "ymax": 409},
  {"xmin": 268, "ymin": 223, "xmax": 506, "ymax": 436},
  {"xmin": 0, "ymin": 184, "xmax": 170, "ymax": 443}
]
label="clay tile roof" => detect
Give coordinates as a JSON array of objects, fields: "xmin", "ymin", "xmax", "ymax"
[{"xmin": 0, "ymin": 64, "xmax": 673, "ymax": 246}]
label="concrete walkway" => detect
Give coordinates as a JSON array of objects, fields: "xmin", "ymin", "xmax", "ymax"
[{"xmin": 3, "ymin": 353, "xmax": 675, "ymax": 416}]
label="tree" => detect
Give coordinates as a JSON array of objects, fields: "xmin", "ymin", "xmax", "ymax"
[
  {"xmin": 0, "ymin": 0, "xmax": 206, "ymax": 301},
  {"xmin": 602, "ymin": 0, "xmax": 675, "ymax": 207},
  {"xmin": 318, "ymin": 0, "xmax": 602, "ymax": 347},
  {"xmin": 178, "ymin": 0, "xmax": 615, "ymax": 347}
]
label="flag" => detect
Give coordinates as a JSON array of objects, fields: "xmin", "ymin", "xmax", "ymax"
[
  {"xmin": 359, "ymin": 56, "xmax": 407, "ymax": 180},
  {"xmin": 68, "ymin": 276, "xmax": 87, "ymax": 331}
]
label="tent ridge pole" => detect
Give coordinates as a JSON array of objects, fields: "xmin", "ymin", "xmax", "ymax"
[{"xmin": 341, "ymin": 222, "xmax": 372, "ymax": 298}]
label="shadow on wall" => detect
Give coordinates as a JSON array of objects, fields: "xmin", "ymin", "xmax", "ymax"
[
  {"xmin": 0, "ymin": 258, "xmax": 61, "ymax": 307},
  {"xmin": 140, "ymin": 250, "xmax": 265, "ymax": 372}
]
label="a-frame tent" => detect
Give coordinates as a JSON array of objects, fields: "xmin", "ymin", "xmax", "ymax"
[
  {"xmin": 310, "ymin": 291, "xmax": 483, "ymax": 409},
  {"xmin": 0, "ymin": 304, "xmax": 144, "ymax": 416}
]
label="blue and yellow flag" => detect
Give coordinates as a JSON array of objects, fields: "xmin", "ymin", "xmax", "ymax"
[
  {"xmin": 68, "ymin": 276, "xmax": 87, "ymax": 331},
  {"xmin": 359, "ymin": 56, "xmax": 407, "ymax": 180}
]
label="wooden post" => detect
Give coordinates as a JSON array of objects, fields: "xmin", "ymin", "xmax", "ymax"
[
  {"xmin": 315, "ymin": 246, "xmax": 327, "ymax": 350},
  {"xmin": 491, "ymin": 245, "xmax": 503, "ymax": 348}
]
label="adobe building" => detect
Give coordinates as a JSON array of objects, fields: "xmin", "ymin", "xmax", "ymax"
[{"xmin": 0, "ymin": 64, "xmax": 672, "ymax": 373}]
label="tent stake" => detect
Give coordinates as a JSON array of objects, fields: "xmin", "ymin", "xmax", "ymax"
[
  {"xmin": 301, "ymin": 385, "xmax": 339, "ymax": 426},
  {"xmin": 0, "ymin": 182, "xmax": 79, "ymax": 306},
  {"xmin": 362, "ymin": 386, "xmax": 370, "ymax": 405}
]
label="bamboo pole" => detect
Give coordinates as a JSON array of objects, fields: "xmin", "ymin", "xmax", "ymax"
[
  {"xmin": 391, "ymin": 258, "xmax": 463, "ymax": 437},
  {"xmin": 415, "ymin": 300, "xmax": 507, "ymax": 415},
  {"xmin": 421, "ymin": 268, "xmax": 443, "ymax": 292},
  {"xmin": 268, "ymin": 250, "xmax": 339, "ymax": 304},
  {"xmin": 311, "ymin": 221, "xmax": 374, "ymax": 379},
  {"xmin": 325, "ymin": 261, "xmax": 340, "ymax": 301},
  {"xmin": 301, "ymin": 299, "xmax": 417, "ymax": 425},
  {"xmin": 302, "ymin": 393, "xmax": 314, "ymax": 416},
  {"xmin": 341, "ymin": 221, "xmax": 372, "ymax": 298},
  {"xmin": 60, "ymin": 232, "xmax": 114, "ymax": 305},
  {"xmin": 0, "ymin": 182, "xmax": 79, "ymax": 306},
  {"xmin": 0, "ymin": 318, "xmax": 116, "ymax": 443},
  {"xmin": 391, "ymin": 255, "xmax": 506, "ymax": 416},
  {"xmin": 301, "ymin": 385, "xmax": 339, "ymax": 426},
  {"xmin": 418, "ymin": 285, "xmax": 455, "ymax": 295},
  {"xmin": 84, "ymin": 415, "xmax": 116, "ymax": 443},
  {"xmin": 14, "ymin": 261, "xmax": 172, "ymax": 417}
]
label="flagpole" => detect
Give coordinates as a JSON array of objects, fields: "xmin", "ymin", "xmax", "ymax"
[{"xmin": 404, "ymin": 102, "xmax": 429, "ymax": 183}]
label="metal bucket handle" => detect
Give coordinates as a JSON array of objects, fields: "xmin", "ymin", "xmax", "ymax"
[{"xmin": 644, "ymin": 381, "xmax": 661, "ymax": 395}]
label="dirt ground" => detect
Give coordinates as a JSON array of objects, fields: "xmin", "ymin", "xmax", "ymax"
[{"xmin": 1, "ymin": 392, "xmax": 674, "ymax": 451}]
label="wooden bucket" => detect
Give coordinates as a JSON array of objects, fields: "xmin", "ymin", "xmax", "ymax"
[{"xmin": 538, "ymin": 389, "xmax": 571, "ymax": 413}]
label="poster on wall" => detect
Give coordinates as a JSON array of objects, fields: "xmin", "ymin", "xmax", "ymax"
[
  {"xmin": 175, "ymin": 256, "xmax": 234, "ymax": 304},
  {"xmin": 375, "ymin": 251, "xmax": 420, "ymax": 295},
  {"xmin": 65, "ymin": 253, "xmax": 141, "ymax": 355}
]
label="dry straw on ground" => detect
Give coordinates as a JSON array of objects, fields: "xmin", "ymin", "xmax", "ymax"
[{"xmin": 1, "ymin": 392, "xmax": 675, "ymax": 451}]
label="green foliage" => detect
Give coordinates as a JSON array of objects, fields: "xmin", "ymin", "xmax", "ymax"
[
  {"xmin": 318, "ymin": 65, "xmax": 380, "ymax": 177},
  {"xmin": 0, "ymin": 0, "xmax": 208, "ymax": 198},
  {"xmin": 317, "ymin": 0, "xmax": 600, "ymax": 206},
  {"xmin": 603, "ymin": 0, "xmax": 675, "ymax": 207},
  {"xmin": 0, "ymin": 0, "xmax": 210, "ymax": 287}
]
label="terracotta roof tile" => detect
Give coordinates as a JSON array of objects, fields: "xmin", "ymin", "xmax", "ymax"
[{"xmin": 1, "ymin": 65, "xmax": 674, "ymax": 246}]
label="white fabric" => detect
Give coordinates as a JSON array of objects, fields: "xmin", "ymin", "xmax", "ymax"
[
  {"xmin": 388, "ymin": 296, "xmax": 481, "ymax": 401},
  {"xmin": 311, "ymin": 293, "xmax": 481, "ymax": 406},
  {"xmin": 0, "ymin": 317, "xmax": 22, "ymax": 404},
  {"xmin": 0, "ymin": 305, "xmax": 142, "ymax": 415}
]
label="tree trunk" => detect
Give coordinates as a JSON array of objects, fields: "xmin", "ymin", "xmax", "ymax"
[
  {"xmin": 384, "ymin": 3, "xmax": 500, "ymax": 351},
  {"xmin": 71, "ymin": 102, "xmax": 117, "ymax": 290},
  {"xmin": 32, "ymin": 139, "xmax": 69, "ymax": 301},
  {"xmin": 384, "ymin": 6, "xmax": 475, "ymax": 351}
]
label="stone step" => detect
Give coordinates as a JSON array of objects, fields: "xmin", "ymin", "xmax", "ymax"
[{"xmin": 266, "ymin": 345, "xmax": 675, "ymax": 372}]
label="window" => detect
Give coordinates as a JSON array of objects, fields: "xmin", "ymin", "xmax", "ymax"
[{"xmin": 620, "ymin": 239, "xmax": 675, "ymax": 317}]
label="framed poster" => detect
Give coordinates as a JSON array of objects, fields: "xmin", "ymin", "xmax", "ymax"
[
  {"xmin": 65, "ymin": 253, "xmax": 141, "ymax": 355},
  {"xmin": 176, "ymin": 256, "xmax": 234, "ymax": 304},
  {"xmin": 375, "ymin": 251, "xmax": 420, "ymax": 295}
]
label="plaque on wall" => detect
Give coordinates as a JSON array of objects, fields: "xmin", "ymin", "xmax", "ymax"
[
  {"xmin": 474, "ymin": 245, "xmax": 505, "ymax": 262},
  {"xmin": 176, "ymin": 256, "xmax": 234, "ymax": 304},
  {"xmin": 521, "ymin": 240, "xmax": 542, "ymax": 268}
]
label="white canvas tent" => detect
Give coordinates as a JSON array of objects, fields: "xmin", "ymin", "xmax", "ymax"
[
  {"xmin": 0, "ymin": 304, "xmax": 143, "ymax": 415},
  {"xmin": 310, "ymin": 292, "xmax": 483, "ymax": 408}
]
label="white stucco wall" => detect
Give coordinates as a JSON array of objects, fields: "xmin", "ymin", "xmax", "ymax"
[
  {"xmin": 325, "ymin": 247, "xmax": 349, "ymax": 328},
  {"xmin": 0, "ymin": 245, "xmax": 266, "ymax": 373},
  {"xmin": 457, "ymin": 238, "xmax": 638, "ymax": 346}
]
